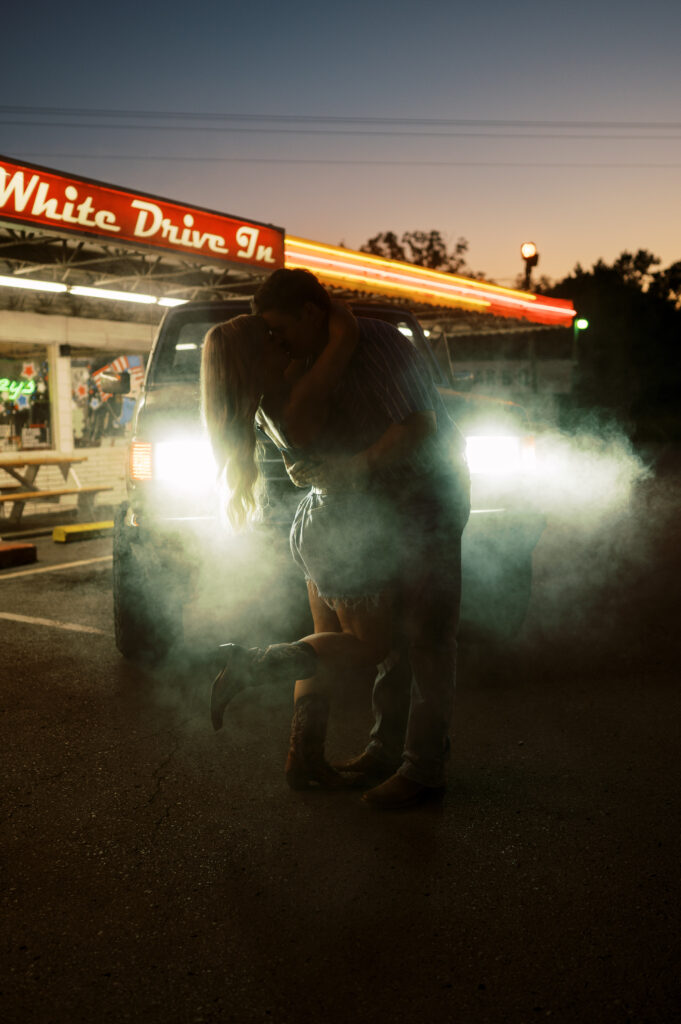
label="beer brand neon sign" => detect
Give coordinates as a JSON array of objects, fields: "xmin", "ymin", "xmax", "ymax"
[{"xmin": 0, "ymin": 378, "xmax": 36, "ymax": 400}]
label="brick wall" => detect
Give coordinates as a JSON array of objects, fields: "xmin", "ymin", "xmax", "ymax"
[{"xmin": 72, "ymin": 445, "xmax": 128, "ymax": 505}]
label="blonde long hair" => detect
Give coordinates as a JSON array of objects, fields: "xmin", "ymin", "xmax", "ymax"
[{"xmin": 201, "ymin": 314, "xmax": 269, "ymax": 529}]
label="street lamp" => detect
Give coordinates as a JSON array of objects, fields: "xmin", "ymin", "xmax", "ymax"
[
  {"xmin": 572, "ymin": 316, "xmax": 589, "ymax": 361},
  {"xmin": 520, "ymin": 243, "xmax": 540, "ymax": 396},
  {"xmin": 571, "ymin": 316, "xmax": 590, "ymax": 401},
  {"xmin": 520, "ymin": 242, "xmax": 539, "ymax": 290}
]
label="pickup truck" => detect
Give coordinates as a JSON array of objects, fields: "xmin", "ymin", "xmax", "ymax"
[{"xmin": 104, "ymin": 299, "xmax": 545, "ymax": 660}]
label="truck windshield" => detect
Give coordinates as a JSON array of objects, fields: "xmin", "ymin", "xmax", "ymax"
[
  {"xmin": 148, "ymin": 318, "xmax": 217, "ymax": 386},
  {"xmin": 147, "ymin": 303, "xmax": 443, "ymax": 388},
  {"xmin": 147, "ymin": 306, "xmax": 249, "ymax": 386}
]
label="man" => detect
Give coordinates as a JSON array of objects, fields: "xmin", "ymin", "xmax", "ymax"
[{"xmin": 252, "ymin": 269, "xmax": 470, "ymax": 810}]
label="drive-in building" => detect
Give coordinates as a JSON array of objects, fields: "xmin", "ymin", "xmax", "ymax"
[{"xmin": 0, "ymin": 154, "xmax": 575, "ymax": 516}]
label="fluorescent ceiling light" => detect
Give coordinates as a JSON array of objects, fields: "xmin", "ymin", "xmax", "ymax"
[
  {"xmin": 70, "ymin": 286, "xmax": 156, "ymax": 304},
  {"xmin": 0, "ymin": 274, "xmax": 67, "ymax": 293},
  {"xmin": 0, "ymin": 274, "xmax": 189, "ymax": 305}
]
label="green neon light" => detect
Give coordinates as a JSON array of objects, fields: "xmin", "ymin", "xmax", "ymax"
[
  {"xmin": 575, "ymin": 318, "xmax": 589, "ymax": 330},
  {"xmin": 0, "ymin": 378, "xmax": 37, "ymax": 400}
]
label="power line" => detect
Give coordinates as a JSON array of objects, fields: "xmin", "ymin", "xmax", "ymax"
[
  {"xmin": 15, "ymin": 152, "xmax": 681, "ymax": 168},
  {"xmin": 3, "ymin": 120, "xmax": 681, "ymax": 140},
  {"xmin": 2, "ymin": 104, "xmax": 681, "ymax": 130}
]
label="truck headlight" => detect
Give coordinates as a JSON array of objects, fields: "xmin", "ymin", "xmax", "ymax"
[
  {"xmin": 154, "ymin": 439, "xmax": 219, "ymax": 491},
  {"xmin": 465, "ymin": 435, "xmax": 536, "ymax": 475}
]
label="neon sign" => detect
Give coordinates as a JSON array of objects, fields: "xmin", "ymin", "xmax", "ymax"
[
  {"xmin": 0, "ymin": 156, "xmax": 285, "ymax": 270},
  {"xmin": 0, "ymin": 378, "xmax": 36, "ymax": 400},
  {"xmin": 285, "ymin": 237, "xmax": 576, "ymax": 326}
]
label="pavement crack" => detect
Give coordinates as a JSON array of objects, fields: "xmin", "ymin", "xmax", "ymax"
[{"xmin": 146, "ymin": 722, "xmax": 189, "ymax": 843}]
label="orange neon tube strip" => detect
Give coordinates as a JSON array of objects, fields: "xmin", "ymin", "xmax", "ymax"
[
  {"xmin": 287, "ymin": 237, "xmax": 535, "ymax": 300},
  {"xmin": 287, "ymin": 246, "xmax": 538, "ymax": 314},
  {"xmin": 287, "ymin": 250, "xmax": 495, "ymax": 305},
  {"xmin": 289, "ymin": 255, "xmax": 560, "ymax": 319},
  {"xmin": 289, "ymin": 250, "xmax": 507, "ymax": 304},
  {"xmin": 290, "ymin": 250, "xmax": 536, "ymax": 315},
  {"xmin": 291, "ymin": 250, "xmax": 487, "ymax": 295},
  {"xmin": 285, "ymin": 258, "xmax": 491, "ymax": 310},
  {"xmin": 285, "ymin": 237, "xmax": 576, "ymax": 324}
]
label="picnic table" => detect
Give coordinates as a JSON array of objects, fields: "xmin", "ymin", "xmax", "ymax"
[{"xmin": 0, "ymin": 453, "xmax": 112, "ymax": 526}]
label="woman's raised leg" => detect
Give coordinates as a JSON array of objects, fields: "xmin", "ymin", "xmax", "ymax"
[
  {"xmin": 285, "ymin": 583, "xmax": 395, "ymax": 789},
  {"xmin": 211, "ymin": 583, "xmax": 396, "ymax": 730},
  {"xmin": 285, "ymin": 581, "xmax": 344, "ymax": 789}
]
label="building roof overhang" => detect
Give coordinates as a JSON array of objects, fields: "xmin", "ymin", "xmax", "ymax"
[{"xmin": 0, "ymin": 155, "xmax": 575, "ymax": 332}]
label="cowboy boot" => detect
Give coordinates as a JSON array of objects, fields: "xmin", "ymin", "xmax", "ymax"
[
  {"xmin": 210, "ymin": 641, "xmax": 317, "ymax": 731},
  {"xmin": 284, "ymin": 693, "xmax": 348, "ymax": 790},
  {"xmin": 332, "ymin": 750, "xmax": 395, "ymax": 786}
]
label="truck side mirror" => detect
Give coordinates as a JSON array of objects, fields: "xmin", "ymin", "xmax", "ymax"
[{"xmin": 100, "ymin": 370, "xmax": 131, "ymax": 395}]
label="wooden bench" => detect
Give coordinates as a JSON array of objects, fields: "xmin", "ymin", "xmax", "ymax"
[{"xmin": 0, "ymin": 484, "xmax": 113, "ymax": 525}]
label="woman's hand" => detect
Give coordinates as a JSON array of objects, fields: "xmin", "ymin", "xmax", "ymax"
[
  {"xmin": 284, "ymin": 452, "xmax": 369, "ymax": 492},
  {"xmin": 283, "ymin": 455, "xmax": 323, "ymax": 489}
]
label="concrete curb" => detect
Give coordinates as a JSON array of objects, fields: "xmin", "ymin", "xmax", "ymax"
[
  {"xmin": 52, "ymin": 521, "xmax": 114, "ymax": 543},
  {"xmin": 0, "ymin": 542, "xmax": 38, "ymax": 569}
]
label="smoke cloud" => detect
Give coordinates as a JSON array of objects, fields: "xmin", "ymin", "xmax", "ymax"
[
  {"xmin": 508, "ymin": 418, "xmax": 675, "ymax": 674},
  {"xmin": 533, "ymin": 417, "xmax": 652, "ymax": 526},
  {"xmin": 142, "ymin": 417, "xmax": 671, "ymax": 737}
]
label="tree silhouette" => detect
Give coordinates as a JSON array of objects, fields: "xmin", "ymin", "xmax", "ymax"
[
  {"xmin": 549, "ymin": 250, "xmax": 681, "ymax": 437},
  {"xmin": 360, "ymin": 230, "xmax": 472, "ymax": 274}
]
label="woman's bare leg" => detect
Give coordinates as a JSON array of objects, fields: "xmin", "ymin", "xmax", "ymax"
[
  {"xmin": 297, "ymin": 583, "xmax": 396, "ymax": 683},
  {"xmin": 293, "ymin": 580, "xmax": 342, "ymax": 701},
  {"xmin": 211, "ymin": 585, "xmax": 395, "ymax": 734},
  {"xmin": 286, "ymin": 583, "xmax": 395, "ymax": 789}
]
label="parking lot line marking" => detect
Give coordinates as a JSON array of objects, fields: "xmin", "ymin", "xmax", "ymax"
[
  {"xmin": 0, "ymin": 555, "xmax": 112, "ymax": 580},
  {"xmin": 0, "ymin": 611, "xmax": 109, "ymax": 636}
]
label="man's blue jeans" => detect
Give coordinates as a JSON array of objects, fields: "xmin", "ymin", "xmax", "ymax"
[{"xmin": 366, "ymin": 469, "xmax": 470, "ymax": 787}]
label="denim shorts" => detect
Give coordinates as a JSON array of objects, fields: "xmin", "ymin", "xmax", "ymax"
[
  {"xmin": 289, "ymin": 462, "xmax": 470, "ymax": 607},
  {"xmin": 289, "ymin": 486, "xmax": 402, "ymax": 606}
]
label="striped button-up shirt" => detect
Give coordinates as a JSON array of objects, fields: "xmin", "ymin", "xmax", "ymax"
[{"xmin": 315, "ymin": 316, "xmax": 465, "ymax": 483}]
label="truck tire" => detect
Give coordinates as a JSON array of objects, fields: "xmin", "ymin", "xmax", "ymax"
[{"xmin": 113, "ymin": 503, "xmax": 183, "ymax": 661}]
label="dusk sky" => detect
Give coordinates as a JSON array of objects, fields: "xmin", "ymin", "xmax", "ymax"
[{"xmin": 2, "ymin": 0, "xmax": 679, "ymax": 285}]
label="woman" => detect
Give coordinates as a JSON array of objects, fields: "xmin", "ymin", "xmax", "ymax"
[{"xmin": 201, "ymin": 306, "xmax": 400, "ymax": 790}]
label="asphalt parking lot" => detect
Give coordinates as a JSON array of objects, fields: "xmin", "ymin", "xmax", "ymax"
[{"xmin": 1, "ymin": 454, "xmax": 680, "ymax": 1024}]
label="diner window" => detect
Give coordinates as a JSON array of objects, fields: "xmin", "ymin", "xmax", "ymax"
[
  {"xmin": 71, "ymin": 353, "xmax": 146, "ymax": 448},
  {"xmin": 0, "ymin": 344, "xmax": 52, "ymax": 451}
]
